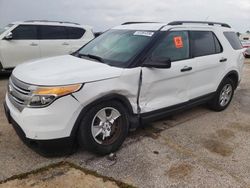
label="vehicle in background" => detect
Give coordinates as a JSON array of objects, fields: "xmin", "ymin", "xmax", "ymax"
[
  {"xmin": 241, "ymin": 40, "xmax": 250, "ymax": 58},
  {"xmin": 239, "ymin": 33, "xmax": 250, "ymax": 41},
  {"xmin": 0, "ymin": 20, "xmax": 95, "ymax": 72},
  {"xmin": 94, "ymin": 32, "xmax": 103, "ymax": 37},
  {"xmin": 4, "ymin": 21, "xmax": 245, "ymax": 156}
]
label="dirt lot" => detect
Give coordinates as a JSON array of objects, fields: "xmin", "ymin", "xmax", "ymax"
[
  {"xmin": 0, "ymin": 59, "xmax": 250, "ymax": 188},
  {"xmin": 0, "ymin": 162, "xmax": 124, "ymax": 188}
]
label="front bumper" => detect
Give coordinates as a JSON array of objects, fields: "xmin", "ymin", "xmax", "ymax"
[
  {"xmin": 3, "ymin": 95, "xmax": 82, "ymax": 156},
  {"xmin": 5, "ymin": 94, "xmax": 82, "ymax": 140}
]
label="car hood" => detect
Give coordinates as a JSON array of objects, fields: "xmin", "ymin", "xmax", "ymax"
[{"xmin": 12, "ymin": 55, "xmax": 123, "ymax": 86}]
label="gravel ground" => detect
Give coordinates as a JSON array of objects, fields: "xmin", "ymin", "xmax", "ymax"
[{"xmin": 0, "ymin": 59, "xmax": 250, "ymax": 188}]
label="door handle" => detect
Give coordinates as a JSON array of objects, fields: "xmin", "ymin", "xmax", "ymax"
[
  {"xmin": 181, "ymin": 66, "xmax": 192, "ymax": 72},
  {"xmin": 62, "ymin": 42, "xmax": 69, "ymax": 45},
  {"xmin": 30, "ymin": 42, "xmax": 38, "ymax": 46},
  {"xmin": 220, "ymin": 58, "xmax": 227, "ymax": 62}
]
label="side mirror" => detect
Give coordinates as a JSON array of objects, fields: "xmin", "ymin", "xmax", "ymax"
[
  {"xmin": 4, "ymin": 32, "xmax": 13, "ymax": 40},
  {"xmin": 143, "ymin": 56, "xmax": 171, "ymax": 69}
]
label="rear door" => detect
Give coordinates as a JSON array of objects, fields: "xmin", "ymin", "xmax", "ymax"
[
  {"xmin": 39, "ymin": 25, "xmax": 70, "ymax": 58},
  {"xmin": 1, "ymin": 24, "xmax": 40, "ymax": 68},
  {"xmin": 139, "ymin": 30, "xmax": 193, "ymax": 113},
  {"xmin": 66, "ymin": 27, "xmax": 87, "ymax": 53},
  {"xmin": 188, "ymin": 30, "xmax": 225, "ymax": 99}
]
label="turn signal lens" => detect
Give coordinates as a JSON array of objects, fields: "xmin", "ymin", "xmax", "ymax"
[
  {"xmin": 33, "ymin": 84, "xmax": 82, "ymax": 96},
  {"xmin": 28, "ymin": 84, "xmax": 82, "ymax": 107}
]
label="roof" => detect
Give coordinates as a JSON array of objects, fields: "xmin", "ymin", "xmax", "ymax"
[
  {"xmin": 113, "ymin": 23, "xmax": 167, "ymax": 31},
  {"xmin": 168, "ymin": 21, "xmax": 231, "ymax": 28},
  {"xmin": 11, "ymin": 20, "xmax": 92, "ymax": 29},
  {"xmin": 25, "ymin": 20, "xmax": 80, "ymax": 25}
]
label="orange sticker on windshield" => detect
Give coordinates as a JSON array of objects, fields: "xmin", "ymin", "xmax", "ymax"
[{"xmin": 174, "ymin": 36, "xmax": 183, "ymax": 48}]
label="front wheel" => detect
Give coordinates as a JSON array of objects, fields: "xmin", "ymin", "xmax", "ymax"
[
  {"xmin": 78, "ymin": 101, "xmax": 129, "ymax": 155},
  {"xmin": 208, "ymin": 78, "xmax": 235, "ymax": 111}
]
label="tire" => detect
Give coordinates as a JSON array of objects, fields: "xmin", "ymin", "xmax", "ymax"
[
  {"xmin": 208, "ymin": 78, "xmax": 235, "ymax": 111},
  {"xmin": 77, "ymin": 100, "xmax": 129, "ymax": 155}
]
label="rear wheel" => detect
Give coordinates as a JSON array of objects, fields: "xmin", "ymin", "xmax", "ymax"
[
  {"xmin": 78, "ymin": 101, "xmax": 129, "ymax": 155},
  {"xmin": 208, "ymin": 78, "xmax": 235, "ymax": 111}
]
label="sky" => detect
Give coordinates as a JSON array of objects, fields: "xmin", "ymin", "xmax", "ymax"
[{"xmin": 0, "ymin": 0, "xmax": 250, "ymax": 33}]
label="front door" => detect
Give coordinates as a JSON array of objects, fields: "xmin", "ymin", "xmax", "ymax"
[
  {"xmin": 139, "ymin": 30, "xmax": 193, "ymax": 113},
  {"xmin": 1, "ymin": 24, "xmax": 40, "ymax": 68}
]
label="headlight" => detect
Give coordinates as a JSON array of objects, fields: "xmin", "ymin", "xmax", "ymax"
[{"xmin": 28, "ymin": 84, "xmax": 82, "ymax": 107}]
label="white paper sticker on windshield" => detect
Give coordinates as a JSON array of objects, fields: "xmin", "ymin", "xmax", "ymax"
[{"xmin": 133, "ymin": 31, "xmax": 154, "ymax": 37}]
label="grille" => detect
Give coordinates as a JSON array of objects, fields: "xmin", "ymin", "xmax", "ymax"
[{"xmin": 8, "ymin": 75, "xmax": 32, "ymax": 111}]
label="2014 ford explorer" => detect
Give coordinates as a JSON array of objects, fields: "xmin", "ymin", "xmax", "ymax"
[{"xmin": 4, "ymin": 21, "xmax": 245, "ymax": 155}]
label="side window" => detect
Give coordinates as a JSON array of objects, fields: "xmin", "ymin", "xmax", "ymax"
[
  {"xmin": 224, "ymin": 32, "xmax": 243, "ymax": 50},
  {"xmin": 66, "ymin": 27, "xmax": 85, "ymax": 39},
  {"xmin": 12, "ymin": 25, "xmax": 37, "ymax": 40},
  {"xmin": 150, "ymin": 31, "xmax": 190, "ymax": 62},
  {"xmin": 190, "ymin": 31, "xmax": 222, "ymax": 57},
  {"xmin": 39, "ymin": 26, "xmax": 68, "ymax": 40},
  {"xmin": 214, "ymin": 34, "xmax": 223, "ymax": 53}
]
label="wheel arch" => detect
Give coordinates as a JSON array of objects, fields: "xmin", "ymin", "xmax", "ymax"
[
  {"xmin": 220, "ymin": 70, "xmax": 239, "ymax": 90},
  {"xmin": 70, "ymin": 93, "xmax": 139, "ymax": 138}
]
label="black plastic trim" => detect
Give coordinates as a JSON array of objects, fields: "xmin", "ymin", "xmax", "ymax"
[
  {"xmin": 221, "ymin": 70, "xmax": 239, "ymax": 89},
  {"xmin": 140, "ymin": 92, "xmax": 215, "ymax": 123}
]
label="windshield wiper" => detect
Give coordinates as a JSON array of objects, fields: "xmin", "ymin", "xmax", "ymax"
[{"xmin": 79, "ymin": 54, "xmax": 104, "ymax": 63}]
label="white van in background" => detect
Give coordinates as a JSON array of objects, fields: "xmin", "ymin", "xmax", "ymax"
[{"xmin": 0, "ymin": 20, "xmax": 95, "ymax": 72}]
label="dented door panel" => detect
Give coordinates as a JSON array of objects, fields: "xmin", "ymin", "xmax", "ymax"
[{"xmin": 139, "ymin": 59, "xmax": 193, "ymax": 113}]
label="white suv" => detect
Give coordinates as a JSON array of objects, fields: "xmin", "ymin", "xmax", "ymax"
[
  {"xmin": 0, "ymin": 20, "xmax": 94, "ymax": 72},
  {"xmin": 4, "ymin": 21, "xmax": 245, "ymax": 156}
]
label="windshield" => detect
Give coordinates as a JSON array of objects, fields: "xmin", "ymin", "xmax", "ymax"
[
  {"xmin": 77, "ymin": 29, "xmax": 154, "ymax": 67},
  {"xmin": 0, "ymin": 24, "xmax": 14, "ymax": 35}
]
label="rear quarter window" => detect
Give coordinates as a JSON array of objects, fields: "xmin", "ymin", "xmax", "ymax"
[
  {"xmin": 224, "ymin": 32, "xmax": 242, "ymax": 50},
  {"xmin": 66, "ymin": 27, "xmax": 85, "ymax": 39}
]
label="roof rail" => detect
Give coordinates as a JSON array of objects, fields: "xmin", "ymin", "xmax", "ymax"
[
  {"xmin": 122, "ymin": 22, "xmax": 160, "ymax": 25},
  {"xmin": 168, "ymin": 21, "xmax": 231, "ymax": 28},
  {"xmin": 25, "ymin": 20, "xmax": 80, "ymax": 25}
]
